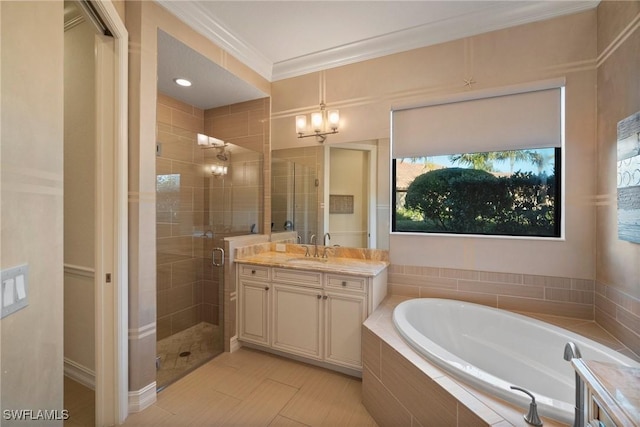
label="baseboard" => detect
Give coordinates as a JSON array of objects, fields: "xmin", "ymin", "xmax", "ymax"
[
  {"xmin": 230, "ymin": 335, "xmax": 241, "ymax": 352},
  {"xmin": 64, "ymin": 358, "xmax": 96, "ymax": 390},
  {"xmin": 128, "ymin": 382, "xmax": 157, "ymax": 413}
]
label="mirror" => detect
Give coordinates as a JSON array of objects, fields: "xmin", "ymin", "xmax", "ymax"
[
  {"xmin": 272, "ymin": 143, "xmax": 381, "ymax": 249},
  {"xmin": 271, "ymin": 149, "xmax": 320, "ymax": 244}
]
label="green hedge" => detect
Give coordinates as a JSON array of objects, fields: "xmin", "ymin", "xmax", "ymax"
[{"xmin": 401, "ymin": 168, "xmax": 556, "ymax": 236}]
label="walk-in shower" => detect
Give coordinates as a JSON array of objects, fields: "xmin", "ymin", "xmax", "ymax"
[
  {"xmin": 155, "ymin": 28, "xmax": 267, "ymax": 389},
  {"xmin": 156, "ymin": 137, "xmax": 263, "ymax": 389}
]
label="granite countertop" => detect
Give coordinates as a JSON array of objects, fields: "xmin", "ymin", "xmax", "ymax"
[{"xmin": 235, "ymin": 250, "xmax": 389, "ymax": 277}]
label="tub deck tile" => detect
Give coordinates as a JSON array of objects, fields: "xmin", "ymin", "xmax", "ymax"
[{"xmin": 380, "ymin": 342, "xmax": 457, "ymax": 426}]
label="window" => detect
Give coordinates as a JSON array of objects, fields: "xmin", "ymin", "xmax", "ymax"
[
  {"xmin": 393, "ymin": 148, "xmax": 561, "ymax": 237},
  {"xmin": 391, "ymin": 83, "xmax": 564, "ymax": 238}
]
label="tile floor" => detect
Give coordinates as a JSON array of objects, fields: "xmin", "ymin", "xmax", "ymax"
[
  {"xmin": 156, "ymin": 322, "xmax": 224, "ymax": 389},
  {"xmin": 123, "ymin": 347, "xmax": 376, "ymax": 426},
  {"xmin": 64, "ymin": 347, "xmax": 375, "ymax": 426}
]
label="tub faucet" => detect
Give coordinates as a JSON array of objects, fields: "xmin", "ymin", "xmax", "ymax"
[
  {"xmin": 563, "ymin": 342, "xmax": 582, "ymax": 361},
  {"xmin": 563, "ymin": 342, "xmax": 584, "ymax": 427},
  {"xmin": 510, "ymin": 386, "xmax": 543, "ymax": 426}
]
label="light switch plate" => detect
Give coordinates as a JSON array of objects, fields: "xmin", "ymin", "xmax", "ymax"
[{"xmin": 1, "ymin": 264, "xmax": 28, "ymax": 319}]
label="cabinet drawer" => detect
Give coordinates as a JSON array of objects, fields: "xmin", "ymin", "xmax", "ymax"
[
  {"xmin": 238, "ymin": 264, "xmax": 270, "ymax": 281},
  {"xmin": 326, "ymin": 274, "xmax": 366, "ymax": 292},
  {"xmin": 273, "ymin": 268, "xmax": 322, "ymax": 287}
]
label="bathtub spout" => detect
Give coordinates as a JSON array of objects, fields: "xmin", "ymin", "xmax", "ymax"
[{"xmin": 563, "ymin": 342, "xmax": 582, "ymax": 361}]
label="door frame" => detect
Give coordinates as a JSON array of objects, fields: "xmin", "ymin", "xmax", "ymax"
[
  {"xmin": 90, "ymin": 1, "xmax": 128, "ymax": 424},
  {"xmin": 323, "ymin": 143, "xmax": 377, "ymax": 248}
]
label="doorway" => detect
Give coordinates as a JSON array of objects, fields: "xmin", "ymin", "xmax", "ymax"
[{"xmin": 63, "ymin": 1, "xmax": 128, "ymax": 425}]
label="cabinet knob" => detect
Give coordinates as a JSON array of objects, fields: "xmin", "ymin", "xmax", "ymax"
[
  {"xmin": 342, "ymin": 281, "xmax": 347, "ymax": 287},
  {"xmin": 251, "ymin": 270, "xmax": 256, "ymax": 274},
  {"xmin": 317, "ymin": 295, "xmax": 321, "ymax": 299},
  {"xmin": 323, "ymin": 295, "xmax": 328, "ymax": 300},
  {"xmin": 265, "ymin": 286, "xmax": 269, "ymax": 291}
]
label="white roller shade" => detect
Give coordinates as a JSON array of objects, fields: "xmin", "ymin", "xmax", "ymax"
[{"xmin": 392, "ymin": 87, "xmax": 562, "ymax": 158}]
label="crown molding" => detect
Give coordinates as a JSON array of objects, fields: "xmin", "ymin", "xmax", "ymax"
[
  {"xmin": 272, "ymin": 1, "xmax": 599, "ymax": 81},
  {"xmin": 157, "ymin": 0, "xmax": 598, "ymax": 83},
  {"xmin": 156, "ymin": 0, "xmax": 273, "ymax": 81}
]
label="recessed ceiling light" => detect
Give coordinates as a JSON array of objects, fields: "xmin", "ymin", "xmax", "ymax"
[{"xmin": 174, "ymin": 78, "xmax": 192, "ymax": 87}]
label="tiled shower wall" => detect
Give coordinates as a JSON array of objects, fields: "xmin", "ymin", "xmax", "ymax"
[
  {"xmin": 156, "ymin": 95, "xmax": 269, "ymax": 342},
  {"xmin": 156, "ymin": 93, "xmax": 209, "ymax": 340},
  {"xmin": 204, "ymin": 98, "xmax": 269, "ymax": 235}
]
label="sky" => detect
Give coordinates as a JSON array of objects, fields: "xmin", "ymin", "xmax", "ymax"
[{"xmin": 399, "ymin": 148, "xmax": 556, "ymax": 175}]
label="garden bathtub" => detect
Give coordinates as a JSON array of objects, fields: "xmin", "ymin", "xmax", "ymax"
[{"xmin": 392, "ymin": 298, "xmax": 640, "ymax": 424}]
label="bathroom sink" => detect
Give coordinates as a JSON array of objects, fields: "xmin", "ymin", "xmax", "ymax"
[{"xmin": 286, "ymin": 257, "xmax": 328, "ymax": 265}]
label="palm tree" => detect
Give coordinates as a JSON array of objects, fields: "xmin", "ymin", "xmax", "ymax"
[
  {"xmin": 493, "ymin": 150, "xmax": 542, "ymax": 173},
  {"xmin": 449, "ymin": 153, "xmax": 494, "ymax": 171}
]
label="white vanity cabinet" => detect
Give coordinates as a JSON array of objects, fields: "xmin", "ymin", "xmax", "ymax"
[
  {"xmin": 238, "ymin": 265, "xmax": 271, "ymax": 346},
  {"xmin": 237, "ymin": 261, "xmax": 387, "ymax": 375},
  {"xmin": 271, "ymin": 282, "xmax": 323, "ymax": 360},
  {"xmin": 323, "ymin": 288, "xmax": 367, "ymax": 369}
]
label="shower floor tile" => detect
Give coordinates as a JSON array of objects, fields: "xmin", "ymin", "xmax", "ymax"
[{"xmin": 156, "ymin": 321, "xmax": 223, "ymax": 389}]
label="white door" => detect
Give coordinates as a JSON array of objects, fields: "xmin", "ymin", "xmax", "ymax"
[{"xmin": 83, "ymin": 2, "xmax": 129, "ymax": 424}]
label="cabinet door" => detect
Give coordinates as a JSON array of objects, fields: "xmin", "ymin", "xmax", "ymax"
[
  {"xmin": 272, "ymin": 283, "xmax": 323, "ymax": 360},
  {"xmin": 238, "ymin": 280, "xmax": 270, "ymax": 346},
  {"xmin": 324, "ymin": 290, "xmax": 366, "ymax": 369}
]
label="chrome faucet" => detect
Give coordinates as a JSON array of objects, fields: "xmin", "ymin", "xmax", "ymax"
[
  {"xmin": 563, "ymin": 342, "xmax": 582, "ymax": 361},
  {"xmin": 510, "ymin": 386, "xmax": 543, "ymax": 426},
  {"xmin": 310, "ymin": 234, "xmax": 318, "ymax": 257},
  {"xmin": 563, "ymin": 342, "xmax": 584, "ymax": 427},
  {"xmin": 321, "ymin": 233, "xmax": 332, "ymax": 258},
  {"xmin": 323, "ymin": 232, "xmax": 331, "ymax": 246}
]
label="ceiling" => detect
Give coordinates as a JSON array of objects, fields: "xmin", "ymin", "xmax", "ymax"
[{"xmin": 156, "ymin": 0, "xmax": 599, "ymax": 110}]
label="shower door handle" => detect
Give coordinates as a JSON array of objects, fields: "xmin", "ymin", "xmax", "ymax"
[{"xmin": 212, "ymin": 247, "xmax": 225, "ymax": 267}]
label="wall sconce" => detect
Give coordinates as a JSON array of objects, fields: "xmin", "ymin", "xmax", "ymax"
[
  {"xmin": 295, "ymin": 102, "xmax": 339, "ymax": 143},
  {"xmin": 210, "ymin": 164, "xmax": 228, "ymax": 177},
  {"xmin": 197, "ymin": 132, "xmax": 225, "ymax": 149}
]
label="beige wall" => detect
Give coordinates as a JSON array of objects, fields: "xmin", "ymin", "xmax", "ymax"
[
  {"xmin": 272, "ymin": 10, "xmax": 596, "ymax": 279},
  {"xmin": 270, "ymin": 11, "xmax": 601, "ymax": 323},
  {"xmin": 126, "ymin": 0, "xmax": 271, "ymax": 397},
  {"xmin": 64, "ymin": 15, "xmax": 96, "ymax": 375},
  {"xmin": 1, "ymin": 0, "xmax": 65, "ymax": 420},
  {"xmin": 595, "ymin": 0, "xmax": 640, "ymax": 356},
  {"xmin": 273, "ymin": 11, "xmax": 598, "ymax": 281}
]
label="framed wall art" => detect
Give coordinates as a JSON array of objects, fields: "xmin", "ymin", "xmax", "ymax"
[{"xmin": 617, "ymin": 111, "xmax": 640, "ymax": 243}]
